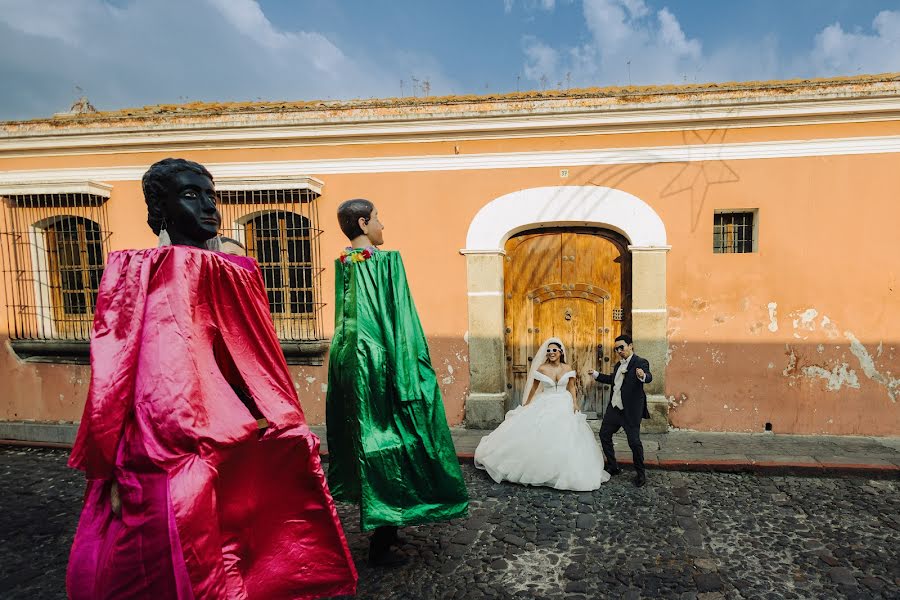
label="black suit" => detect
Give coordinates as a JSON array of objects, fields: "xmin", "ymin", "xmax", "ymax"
[{"xmin": 593, "ymin": 353, "xmax": 652, "ymax": 476}]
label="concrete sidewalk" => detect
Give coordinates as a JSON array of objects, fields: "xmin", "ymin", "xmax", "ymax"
[
  {"xmin": 3, "ymin": 422, "xmax": 898, "ymax": 477},
  {"xmin": 312, "ymin": 426, "xmax": 900, "ymax": 477}
]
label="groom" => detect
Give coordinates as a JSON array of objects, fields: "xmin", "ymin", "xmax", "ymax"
[{"xmin": 588, "ymin": 334, "xmax": 653, "ymax": 487}]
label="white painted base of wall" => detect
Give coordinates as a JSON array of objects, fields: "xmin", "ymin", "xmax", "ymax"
[{"xmin": 0, "ymin": 421, "xmax": 77, "ymax": 445}]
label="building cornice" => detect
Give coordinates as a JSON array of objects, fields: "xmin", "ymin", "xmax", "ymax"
[
  {"xmin": 3, "ymin": 94, "xmax": 900, "ymax": 158},
  {"xmin": 1, "ymin": 134, "xmax": 899, "ymax": 186}
]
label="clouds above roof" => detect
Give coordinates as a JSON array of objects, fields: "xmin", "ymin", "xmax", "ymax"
[
  {"xmin": 519, "ymin": 0, "xmax": 900, "ymax": 89},
  {"xmin": 0, "ymin": 0, "xmax": 897, "ymax": 122},
  {"xmin": 0, "ymin": 0, "xmax": 452, "ymax": 120}
]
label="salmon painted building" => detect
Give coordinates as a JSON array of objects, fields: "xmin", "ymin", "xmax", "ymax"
[{"xmin": 1, "ymin": 74, "xmax": 899, "ymax": 443}]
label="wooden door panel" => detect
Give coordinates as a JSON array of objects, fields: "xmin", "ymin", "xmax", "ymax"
[{"xmin": 505, "ymin": 229, "xmax": 628, "ymax": 415}]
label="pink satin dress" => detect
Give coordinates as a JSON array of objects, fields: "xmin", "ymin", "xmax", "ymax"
[{"xmin": 67, "ymin": 247, "xmax": 357, "ymax": 599}]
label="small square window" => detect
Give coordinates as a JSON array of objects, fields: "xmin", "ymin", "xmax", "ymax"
[{"xmin": 713, "ymin": 210, "xmax": 756, "ymax": 254}]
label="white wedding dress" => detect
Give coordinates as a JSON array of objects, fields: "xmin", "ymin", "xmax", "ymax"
[{"xmin": 474, "ymin": 367, "xmax": 611, "ymax": 492}]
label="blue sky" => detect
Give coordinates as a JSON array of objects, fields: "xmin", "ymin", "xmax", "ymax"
[{"xmin": 1, "ymin": 0, "xmax": 899, "ymax": 121}]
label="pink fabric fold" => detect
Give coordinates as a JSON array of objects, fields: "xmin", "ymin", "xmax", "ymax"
[{"xmin": 68, "ymin": 246, "xmax": 357, "ymax": 600}]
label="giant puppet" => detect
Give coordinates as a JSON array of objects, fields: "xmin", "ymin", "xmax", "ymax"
[{"xmin": 67, "ymin": 158, "xmax": 357, "ymax": 599}]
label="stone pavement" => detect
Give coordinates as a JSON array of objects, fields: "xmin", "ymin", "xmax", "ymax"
[{"xmin": 1, "ymin": 447, "xmax": 899, "ymax": 599}]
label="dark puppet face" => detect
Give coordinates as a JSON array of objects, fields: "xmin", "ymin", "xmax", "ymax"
[{"xmin": 163, "ymin": 170, "xmax": 221, "ymax": 245}]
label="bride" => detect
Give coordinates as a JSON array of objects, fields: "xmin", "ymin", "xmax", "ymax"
[{"xmin": 474, "ymin": 337, "xmax": 611, "ymax": 491}]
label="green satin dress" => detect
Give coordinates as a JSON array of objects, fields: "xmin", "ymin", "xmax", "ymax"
[{"xmin": 326, "ymin": 249, "xmax": 469, "ymax": 531}]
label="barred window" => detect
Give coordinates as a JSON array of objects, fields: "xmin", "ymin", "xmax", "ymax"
[
  {"xmin": 217, "ymin": 184, "xmax": 324, "ymax": 342},
  {"xmin": 0, "ymin": 184, "xmax": 111, "ymax": 344},
  {"xmin": 46, "ymin": 216, "xmax": 104, "ymax": 331},
  {"xmin": 713, "ymin": 210, "xmax": 756, "ymax": 254}
]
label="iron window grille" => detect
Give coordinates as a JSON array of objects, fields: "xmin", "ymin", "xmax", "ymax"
[
  {"xmin": 713, "ymin": 211, "xmax": 755, "ymax": 254},
  {"xmin": 217, "ymin": 187, "xmax": 324, "ymax": 342},
  {"xmin": 0, "ymin": 189, "xmax": 111, "ymax": 342}
]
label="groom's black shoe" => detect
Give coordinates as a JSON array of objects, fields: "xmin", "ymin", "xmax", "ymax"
[
  {"xmin": 633, "ymin": 473, "xmax": 646, "ymax": 488},
  {"xmin": 606, "ymin": 467, "xmax": 622, "ymax": 476}
]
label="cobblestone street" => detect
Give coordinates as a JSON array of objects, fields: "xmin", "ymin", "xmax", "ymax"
[{"xmin": 2, "ymin": 447, "xmax": 898, "ymax": 599}]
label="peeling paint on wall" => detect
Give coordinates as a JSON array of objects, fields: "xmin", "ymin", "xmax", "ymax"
[
  {"xmin": 801, "ymin": 363, "xmax": 860, "ymax": 391},
  {"xmin": 794, "ymin": 308, "xmax": 818, "ymax": 330},
  {"xmin": 845, "ymin": 331, "xmax": 900, "ymax": 402},
  {"xmin": 766, "ymin": 302, "xmax": 778, "ymax": 332},
  {"xmin": 820, "ymin": 316, "xmax": 840, "ymax": 339},
  {"xmin": 783, "ymin": 345, "xmax": 797, "ymax": 377},
  {"xmin": 773, "ymin": 310, "xmax": 898, "ymax": 401}
]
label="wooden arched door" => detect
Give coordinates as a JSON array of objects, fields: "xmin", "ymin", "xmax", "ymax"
[{"xmin": 504, "ymin": 229, "xmax": 631, "ymax": 417}]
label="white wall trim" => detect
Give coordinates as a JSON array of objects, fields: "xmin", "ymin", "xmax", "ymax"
[
  {"xmin": 0, "ymin": 180, "xmax": 112, "ymax": 197},
  {"xmin": 464, "ymin": 186, "xmax": 667, "ymax": 250},
  {"xmin": 628, "ymin": 245, "xmax": 672, "ymax": 252},
  {"xmin": 459, "ymin": 249, "xmax": 506, "ymax": 256},
  {"xmin": 2, "ymin": 134, "xmax": 900, "ymax": 186},
  {"xmin": 27, "ymin": 224, "xmax": 55, "ymax": 338},
  {"xmin": 215, "ymin": 175, "xmax": 324, "ymax": 194},
  {"xmin": 4, "ymin": 95, "xmax": 900, "ymax": 156}
]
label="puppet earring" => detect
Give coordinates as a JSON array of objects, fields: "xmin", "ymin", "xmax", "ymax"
[{"xmin": 157, "ymin": 217, "xmax": 171, "ymax": 247}]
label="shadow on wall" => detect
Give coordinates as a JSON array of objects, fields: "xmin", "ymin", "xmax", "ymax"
[
  {"xmin": 665, "ymin": 339, "xmax": 900, "ymax": 436},
  {"xmin": 0, "ymin": 334, "xmax": 473, "ymax": 431},
  {"xmin": 535, "ymin": 127, "xmax": 741, "ymax": 235}
]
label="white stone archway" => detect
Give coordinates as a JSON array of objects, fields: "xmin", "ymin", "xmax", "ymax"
[{"xmin": 462, "ymin": 186, "xmax": 671, "ymax": 430}]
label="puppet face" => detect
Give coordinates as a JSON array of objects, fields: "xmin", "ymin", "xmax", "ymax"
[
  {"xmin": 362, "ymin": 207, "xmax": 385, "ymax": 246},
  {"xmin": 163, "ymin": 170, "xmax": 221, "ymax": 245}
]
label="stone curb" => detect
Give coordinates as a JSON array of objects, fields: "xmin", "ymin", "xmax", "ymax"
[
  {"xmin": 452, "ymin": 451, "xmax": 899, "ymax": 478},
  {"xmin": 5, "ymin": 431, "xmax": 899, "ymax": 478}
]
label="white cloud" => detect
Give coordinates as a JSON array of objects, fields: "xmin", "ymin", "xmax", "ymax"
[
  {"xmin": 0, "ymin": 0, "xmax": 456, "ymax": 120},
  {"xmin": 520, "ymin": 2, "xmax": 900, "ymax": 91},
  {"xmin": 0, "ymin": 0, "xmax": 112, "ymax": 46},
  {"xmin": 503, "ymin": 0, "xmax": 559, "ymax": 14},
  {"xmin": 523, "ymin": 36, "xmax": 560, "ymax": 82},
  {"xmin": 206, "ymin": 0, "xmax": 348, "ymax": 74},
  {"xmin": 566, "ymin": 0, "xmax": 704, "ymax": 86},
  {"xmin": 808, "ymin": 10, "xmax": 900, "ymax": 76}
]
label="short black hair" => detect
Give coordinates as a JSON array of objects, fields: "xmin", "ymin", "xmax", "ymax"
[
  {"xmin": 615, "ymin": 334, "xmax": 633, "ymax": 346},
  {"xmin": 142, "ymin": 158, "xmax": 213, "ymax": 235},
  {"xmin": 336, "ymin": 198, "xmax": 375, "ymax": 240}
]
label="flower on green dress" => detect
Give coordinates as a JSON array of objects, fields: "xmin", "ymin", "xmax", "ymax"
[{"xmin": 339, "ymin": 246, "xmax": 378, "ymax": 264}]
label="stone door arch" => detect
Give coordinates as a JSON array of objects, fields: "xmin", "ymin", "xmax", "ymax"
[{"xmin": 461, "ymin": 186, "xmax": 670, "ymax": 431}]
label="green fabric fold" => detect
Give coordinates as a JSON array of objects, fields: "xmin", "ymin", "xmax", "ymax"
[{"xmin": 326, "ymin": 251, "xmax": 468, "ymax": 531}]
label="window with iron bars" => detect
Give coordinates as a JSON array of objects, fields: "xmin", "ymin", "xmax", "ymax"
[
  {"xmin": 713, "ymin": 210, "xmax": 756, "ymax": 254},
  {"xmin": 217, "ymin": 188, "xmax": 324, "ymax": 343},
  {"xmin": 0, "ymin": 188, "xmax": 111, "ymax": 349}
]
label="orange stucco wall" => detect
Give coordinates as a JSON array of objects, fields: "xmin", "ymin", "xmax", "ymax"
[{"xmin": 2, "ymin": 109, "xmax": 899, "ymax": 435}]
